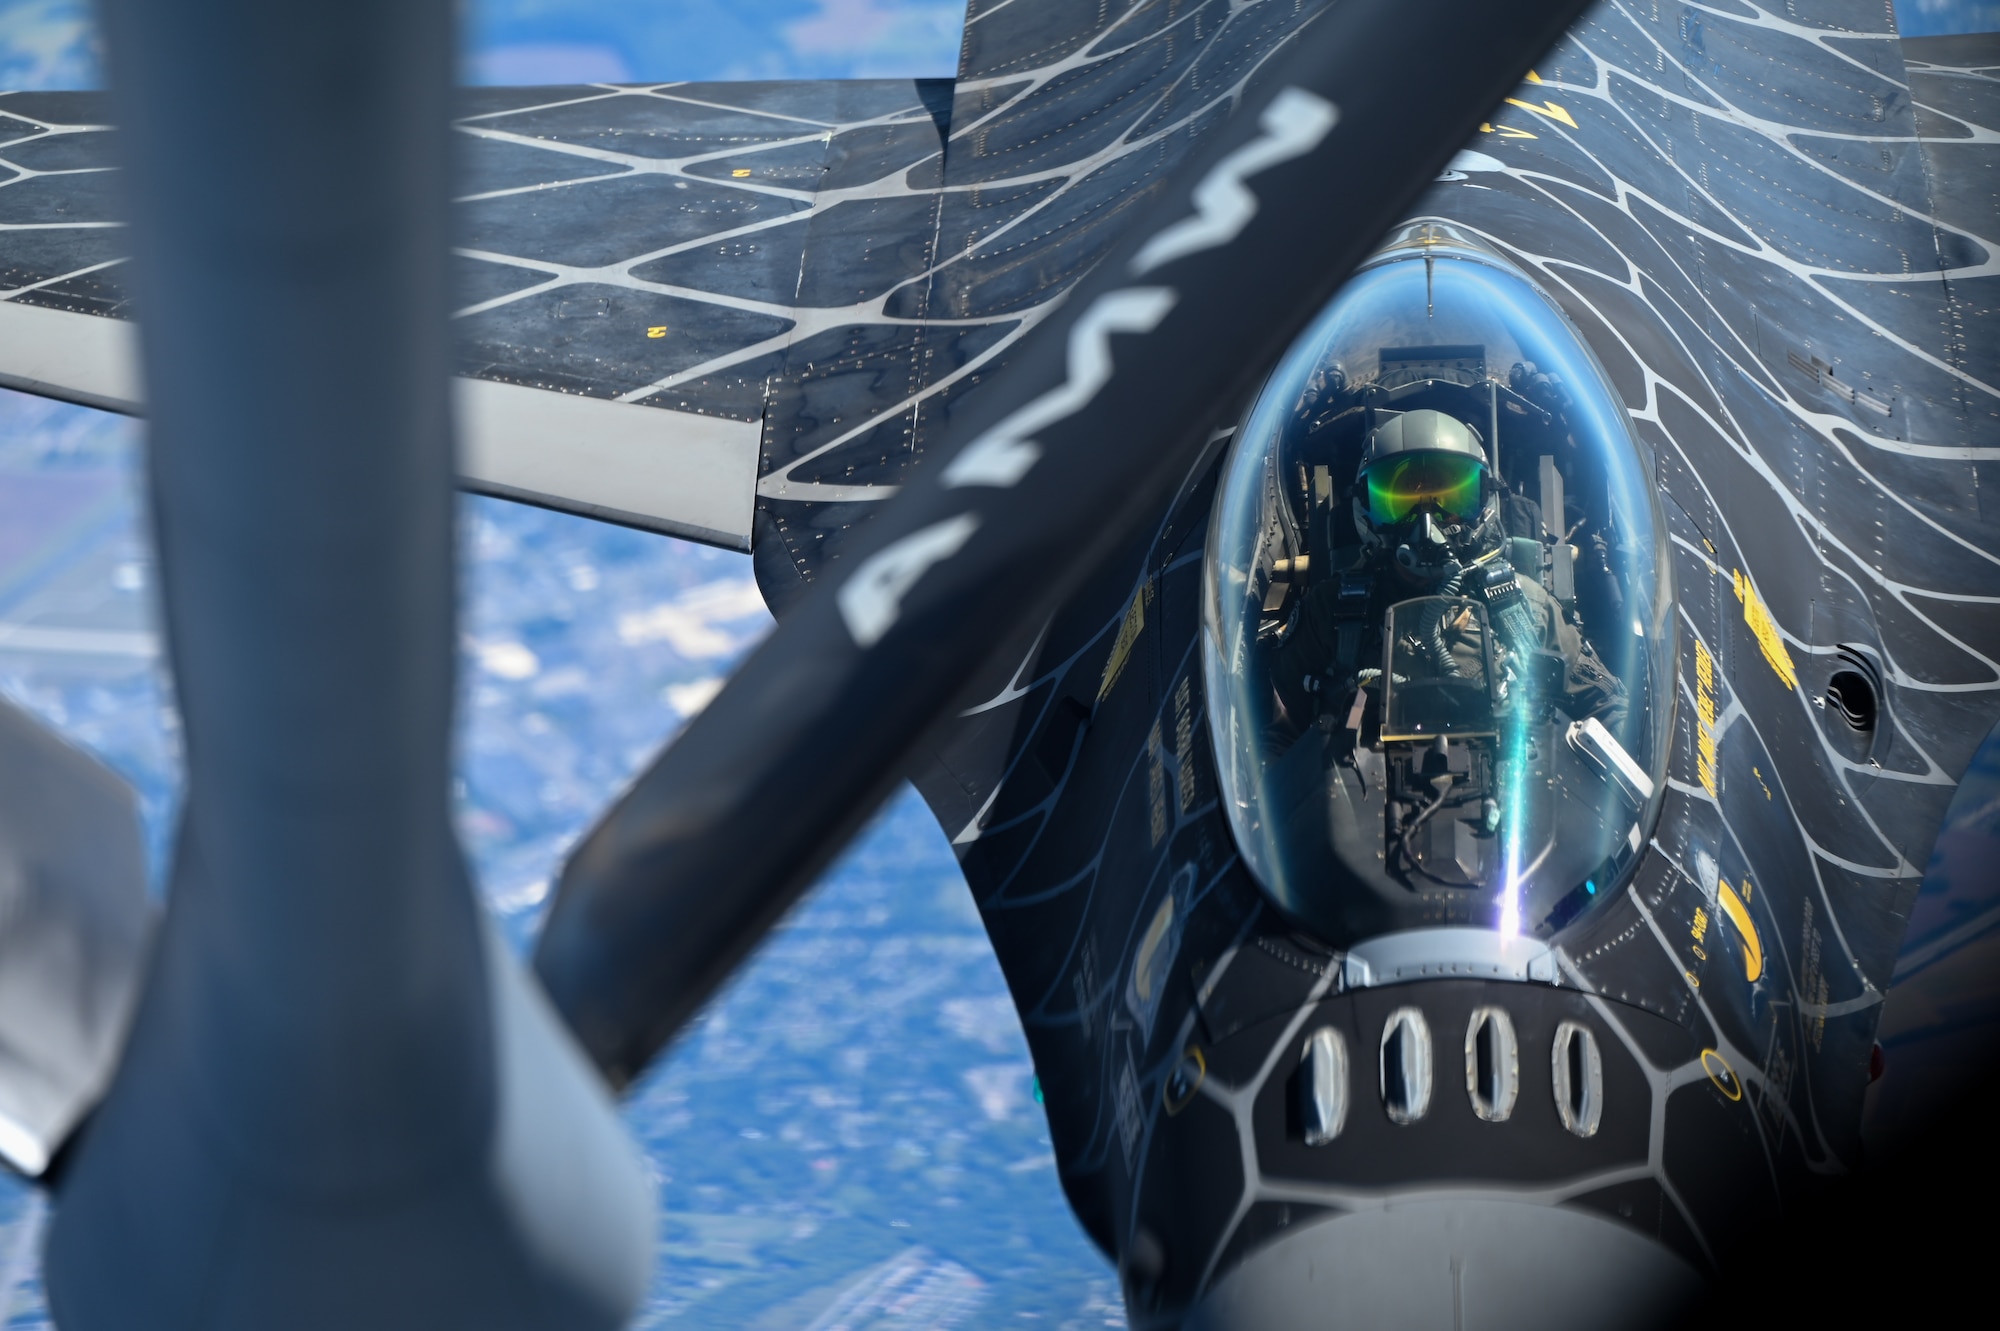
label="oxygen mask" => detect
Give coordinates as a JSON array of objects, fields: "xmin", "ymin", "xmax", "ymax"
[{"xmin": 1394, "ymin": 512, "xmax": 1461, "ymax": 585}]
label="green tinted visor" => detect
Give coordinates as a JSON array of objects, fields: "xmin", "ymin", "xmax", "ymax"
[{"xmin": 1364, "ymin": 451, "xmax": 1486, "ymax": 526}]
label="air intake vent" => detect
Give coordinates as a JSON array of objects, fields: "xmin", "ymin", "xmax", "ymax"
[
  {"xmin": 1826, "ymin": 643, "xmax": 1887, "ymax": 743},
  {"xmin": 1826, "ymin": 669, "xmax": 1877, "ymax": 733},
  {"xmin": 1464, "ymin": 1006, "xmax": 1519, "ymax": 1122},
  {"xmin": 1379, "ymin": 1007, "xmax": 1433, "ymax": 1124},
  {"xmin": 1552, "ymin": 1020, "xmax": 1603, "ymax": 1138},
  {"xmin": 1299, "ymin": 1026, "xmax": 1349, "ymax": 1145}
]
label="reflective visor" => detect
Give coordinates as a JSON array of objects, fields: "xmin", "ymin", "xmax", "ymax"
[{"xmin": 1365, "ymin": 451, "xmax": 1485, "ymax": 525}]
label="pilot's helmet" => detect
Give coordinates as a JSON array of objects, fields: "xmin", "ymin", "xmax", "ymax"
[{"xmin": 1354, "ymin": 409, "xmax": 1491, "ymax": 546}]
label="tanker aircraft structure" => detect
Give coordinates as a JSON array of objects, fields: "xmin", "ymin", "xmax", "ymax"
[{"xmin": 0, "ymin": 0, "xmax": 1994, "ymax": 1328}]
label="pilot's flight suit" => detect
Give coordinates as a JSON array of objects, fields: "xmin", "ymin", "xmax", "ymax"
[{"xmin": 1270, "ymin": 549, "xmax": 1624, "ymax": 738}]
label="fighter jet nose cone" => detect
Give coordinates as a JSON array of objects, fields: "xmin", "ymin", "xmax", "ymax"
[{"xmin": 1181, "ymin": 1199, "xmax": 1701, "ymax": 1331}]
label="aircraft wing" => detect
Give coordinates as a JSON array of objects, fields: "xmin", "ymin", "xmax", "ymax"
[
  {"xmin": 0, "ymin": 0, "xmax": 1334, "ymax": 569},
  {"xmin": 447, "ymin": 0, "xmax": 1334, "ymax": 596},
  {"xmin": 0, "ymin": 80, "xmax": 967, "ymax": 551}
]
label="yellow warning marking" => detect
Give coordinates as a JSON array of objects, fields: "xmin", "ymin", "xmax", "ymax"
[
  {"xmin": 1163, "ymin": 1046, "xmax": 1206, "ymax": 1116},
  {"xmin": 1718, "ymin": 881, "xmax": 1763, "ymax": 982},
  {"xmin": 1496, "ymin": 125, "xmax": 1538, "ymax": 139},
  {"xmin": 646, "ymin": 326, "xmax": 668, "ymax": 338},
  {"xmin": 1701, "ymin": 1048, "xmax": 1743, "ymax": 1100},
  {"xmin": 1504, "ymin": 97, "xmax": 1577, "ymax": 129},
  {"xmin": 1684, "ymin": 969, "xmax": 1701, "ymax": 989},
  {"xmin": 1097, "ymin": 580, "xmax": 1153, "ymax": 703},
  {"xmin": 1526, "ymin": 69, "xmax": 1545, "ymax": 84},
  {"xmin": 1693, "ymin": 639, "xmax": 1719, "ymax": 798},
  {"xmin": 1732, "ymin": 569, "xmax": 1798, "ymax": 690},
  {"xmin": 731, "ymin": 167, "xmax": 752, "ymax": 177},
  {"xmin": 1479, "ymin": 121, "xmax": 1493, "ymax": 133}
]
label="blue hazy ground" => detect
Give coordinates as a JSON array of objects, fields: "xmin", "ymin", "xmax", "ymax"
[
  {"xmin": 0, "ymin": 399, "xmax": 1121, "ymax": 1330},
  {"xmin": 0, "ymin": 3, "xmax": 1125, "ymax": 1328}
]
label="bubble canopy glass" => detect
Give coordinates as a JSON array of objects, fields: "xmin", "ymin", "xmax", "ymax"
[{"xmin": 1201, "ymin": 223, "xmax": 1674, "ymax": 952}]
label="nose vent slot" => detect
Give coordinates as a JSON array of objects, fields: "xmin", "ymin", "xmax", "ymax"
[
  {"xmin": 1464, "ymin": 1006, "xmax": 1519, "ymax": 1122},
  {"xmin": 1379, "ymin": 1007, "xmax": 1433, "ymax": 1124},
  {"xmin": 1299, "ymin": 1026, "xmax": 1350, "ymax": 1145},
  {"xmin": 1552, "ymin": 1020, "xmax": 1603, "ymax": 1137}
]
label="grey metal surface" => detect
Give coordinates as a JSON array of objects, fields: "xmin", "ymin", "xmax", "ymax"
[
  {"xmin": 0, "ymin": 302, "xmax": 137, "ymax": 416},
  {"xmin": 0, "ymin": 693, "xmax": 148, "ymax": 1179},
  {"xmin": 37, "ymin": 2, "xmax": 653, "ymax": 1327},
  {"xmin": 1341, "ymin": 929, "xmax": 1561, "ymax": 989},
  {"xmin": 453, "ymin": 376, "xmax": 759, "ymax": 549},
  {"xmin": 1180, "ymin": 1199, "xmax": 1701, "ymax": 1331}
]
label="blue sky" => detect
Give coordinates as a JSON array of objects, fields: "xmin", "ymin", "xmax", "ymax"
[
  {"xmin": 0, "ymin": 0, "xmax": 969, "ymax": 89},
  {"xmin": 1900, "ymin": 0, "xmax": 2000, "ymax": 35},
  {"xmin": 464, "ymin": 0, "xmax": 966, "ymax": 82},
  {"xmin": 0, "ymin": 1, "xmax": 1985, "ymax": 92}
]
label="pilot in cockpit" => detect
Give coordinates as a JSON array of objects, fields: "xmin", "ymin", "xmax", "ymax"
[
  {"xmin": 1270, "ymin": 407, "xmax": 1623, "ymax": 742},
  {"xmin": 1206, "ymin": 237, "xmax": 1671, "ymax": 932}
]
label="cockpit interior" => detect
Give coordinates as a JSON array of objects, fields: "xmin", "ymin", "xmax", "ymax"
[{"xmin": 1203, "ymin": 222, "xmax": 1675, "ymax": 951}]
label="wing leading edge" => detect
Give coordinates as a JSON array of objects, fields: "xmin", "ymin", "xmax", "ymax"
[{"xmin": 0, "ymin": 296, "xmax": 761, "ymax": 548}]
